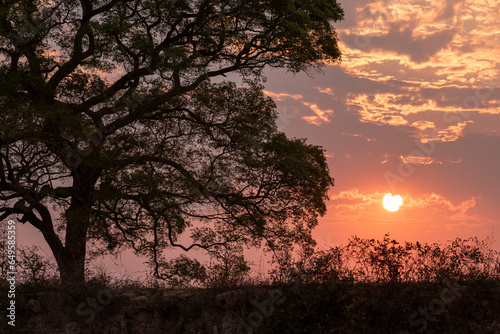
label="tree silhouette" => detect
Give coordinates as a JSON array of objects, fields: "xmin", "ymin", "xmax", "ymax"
[{"xmin": 0, "ymin": 0, "xmax": 342, "ymax": 287}]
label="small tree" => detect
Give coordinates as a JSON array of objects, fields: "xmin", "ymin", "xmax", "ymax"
[
  {"xmin": 17, "ymin": 245, "xmax": 57, "ymax": 284},
  {"xmin": 0, "ymin": 0, "xmax": 342, "ymax": 287},
  {"xmin": 204, "ymin": 250, "xmax": 251, "ymax": 288}
]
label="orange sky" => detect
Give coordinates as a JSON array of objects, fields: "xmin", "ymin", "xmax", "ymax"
[{"xmin": 262, "ymin": 0, "xmax": 500, "ymax": 252}]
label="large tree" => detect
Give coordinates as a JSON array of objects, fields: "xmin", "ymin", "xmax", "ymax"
[{"xmin": 0, "ymin": 0, "xmax": 342, "ymax": 287}]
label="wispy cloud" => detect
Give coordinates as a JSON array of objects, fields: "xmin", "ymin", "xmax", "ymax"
[
  {"xmin": 418, "ymin": 120, "xmax": 474, "ymax": 142},
  {"xmin": 263, "ymin": 90, "xmax": 303, "ymax": 101},
  {"xmin": 301, "ymin": 102, "xmax": 334, "ymax": 125},
  {"xmin": 330, "ymin": 189, "xmax": 476, "ymax": 213}
]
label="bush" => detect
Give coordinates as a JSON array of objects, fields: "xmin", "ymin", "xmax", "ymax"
[{"xmin": 272, "ymin": 234, "xmax": 500, "ymax": 284}]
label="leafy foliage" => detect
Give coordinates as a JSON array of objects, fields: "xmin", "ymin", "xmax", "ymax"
[
  {"xmin": 0, "ymin": 0, "xmax": 342, "ymax": 285},
  {"xmin": 17, "ymin": 245, "xmax": 58, "ymax": 284},
  {"xmin": 263, "ymin": 235, "xmax": 500, "ymax": 334},
  {"xmin": 272, "ymin": 234, "xmax": 500, "ymax": 284},
  {"xmin": 203, "ymin": 250, "xmax": 251, "ymax": 288}
]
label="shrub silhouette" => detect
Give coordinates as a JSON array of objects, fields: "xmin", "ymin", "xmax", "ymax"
[{"xmin": 273, "ymin": 234, "xmax": 500, "ymax": 284}]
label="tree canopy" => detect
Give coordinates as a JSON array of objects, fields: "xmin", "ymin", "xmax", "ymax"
[{"xmin": 0, "ymin": 0, "xmax": 342, "ymax": 286}]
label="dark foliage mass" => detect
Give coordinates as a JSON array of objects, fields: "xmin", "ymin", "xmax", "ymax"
[
  {"xmin": 274, "ymin": 234, "xmax": 500, "ymax": 284},
  {"xmin": 0, "ymin": 0, "xmax": 343, "ymax": 286},
  {"xmin": 262, "ymin": 235, "xmax": 500, "ymax": 333},
  {"xmin": 2, "ymin": 235, "xmax": 500, "ymax": 333}
]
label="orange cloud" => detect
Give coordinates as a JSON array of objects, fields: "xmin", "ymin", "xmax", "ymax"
[
  {"xmin": 263, "ymin": 90, "xmax": 303, "ymax": 101},
  {"xmin": 418, "ymin": 120, "xmax": 474, "ymax": 143},
  {"xmin": 337, "ymin": 0, "xmax": 500, "ymax": 98},
  {"xmin": 348, "ymin": 93, "xmax": 409, "ymax": 126},
  {"xmin": 263, "ymin": 90, "xmax": 334, "ymax": 126},
  {"xmin": 400, "ymin": 155, "xmax": 441, "ymax": 165},
  {"xmin": 328, "ymin": 189, "xmax": 478, "ymax": 218},
  {"xmin": 301, "ymin": 102, "xmax": 334, "ymax": 126},
  {"xmin": 342, "ymin": 132, "xmax": 374, "ymax": 142},
  {"xmin": 411, "ymin": 120, "xmax": 436, "ymax": 130},
  {"xmin": 328, "ymin": 189, "xmax": 383, "ymax": 214},
  {"xmin": 403, "ymin": 193, "xmax": 477, "ymax": 214}
]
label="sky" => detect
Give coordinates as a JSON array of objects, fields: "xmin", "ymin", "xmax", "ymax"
[
  {"xmin": 14, "ymin": 0, "xmax": 500, "ymax": 278},
  {"xmin": 262, "ymin": 0, "xmax": 500, "ymax": 252}
]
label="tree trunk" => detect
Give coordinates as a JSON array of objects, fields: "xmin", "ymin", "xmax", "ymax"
[
  {"xmin": 58, "ymin": 165, "xmax": 96, "ymax": 288},
  {"xmin": 58, "ymin": 199, "xmax": 90, "ymax": 288},
  {"xmin": 59, "ymin": 252, "xmax": 86, "ymax": 289}
]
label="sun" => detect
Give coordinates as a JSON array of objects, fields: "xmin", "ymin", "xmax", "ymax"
[{"xmin": 383, "ymin": 193, "xmax": 403, "ymax": 212}]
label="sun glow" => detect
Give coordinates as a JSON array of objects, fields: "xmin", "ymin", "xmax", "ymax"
[{"xmin": 383, "ymin": 193, "xmax": 403, "ymax": 212}]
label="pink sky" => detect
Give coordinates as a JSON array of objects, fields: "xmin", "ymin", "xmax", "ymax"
[{"xmin": 16, "ymin": 0, "xmax": 500, "ymax": 278}]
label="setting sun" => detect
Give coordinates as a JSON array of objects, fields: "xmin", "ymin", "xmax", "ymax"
[{"xmin": 383, "ymin": 193, "xmax": 403, "ymax": 212}]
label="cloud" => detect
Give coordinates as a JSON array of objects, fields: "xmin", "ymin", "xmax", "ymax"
[
  {"xmin": 399, "ymin": 155, "xmax": 463, "ymax": 165},
  {"xmin": 342, "ymin": 26, "xmax": 457, "ymax": 64},
  {"xmin": 263, "ymin": 89, "xmax": 334, "ymax": 126},
  {"xmin": 339, "ymin": 0, "xmax": 462, "ymax": 63},
  {"xmin": 411, "ymin": 120, "xmax": 436, "ymax": 130},
  {"xmin": 342, "ymin": 132, "xmax": 374, "ymax": 142},
  {"xmin": 404, "ymin": 192, "xmax": 477, "ymax": 213},
  {"xmin": 336, "ymin": 0, "xmax": 500, "ymax": 93},
  {"xmin": 348, "ymin": 93, "xmax": 409, "ymax": 126},
  {"xmin": 328, "ymin": 189, "xmax": 383, "ymax": 218},
  {"xmin": 301, "ymin": 102, "xmax": 334, "ymax": 125},
  {"xmin": 328, "ymin": 189, "xmax": 478, "ymax": 220},
  {"xmin": 400, "ymin": 155, "xmax": 441, "ymax": 165},
  {"xmin": 418, "ymin": 120, "xmax": 474, "ymax": 142},
  {"xmin": 263, "ymin": 90, "xmax": 303, "ymax": 101}
]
